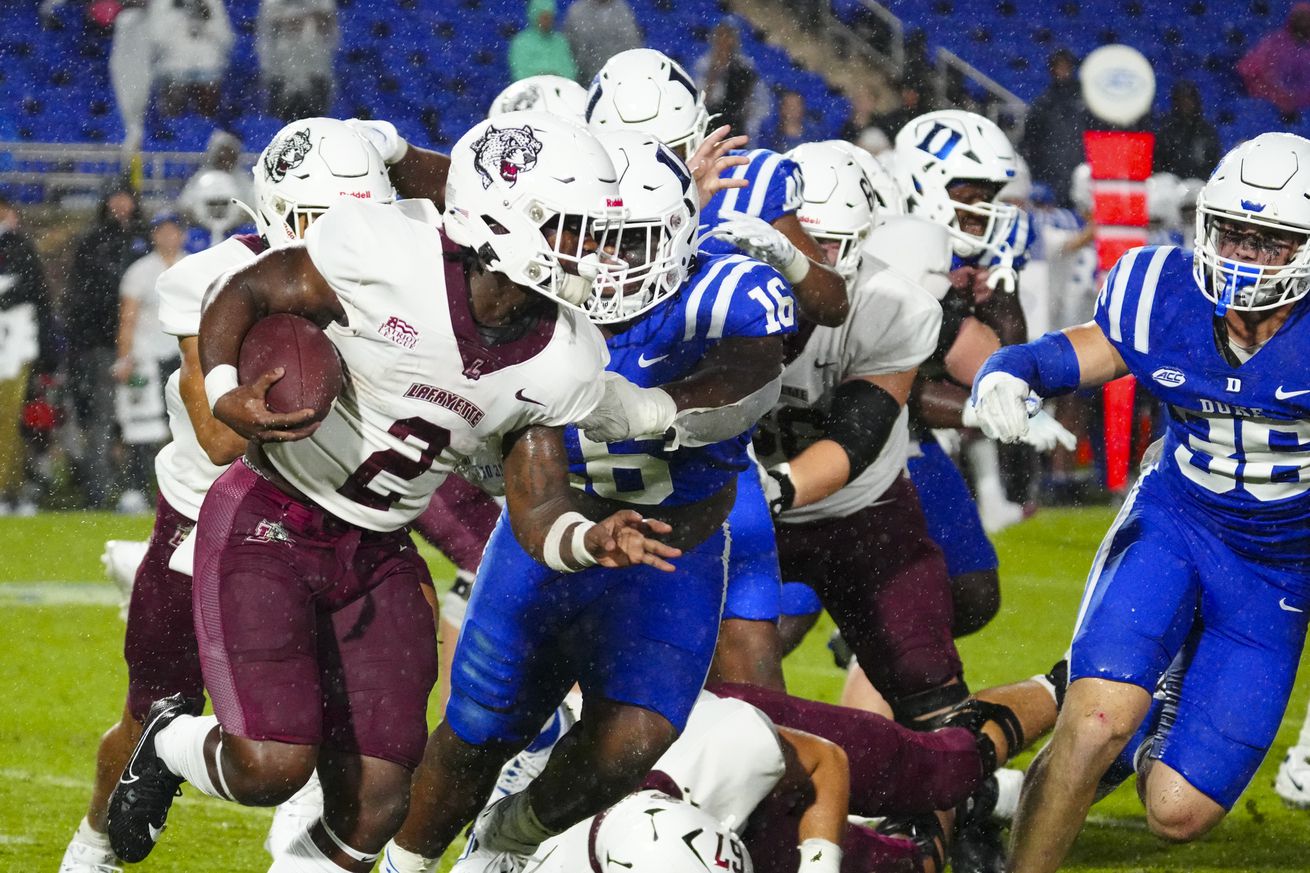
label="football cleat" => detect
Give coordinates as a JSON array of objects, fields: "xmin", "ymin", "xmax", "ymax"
[
  {"xmin": 58, "ymin": 838, "xmax": 122, "ymax": 873},
  {"xmin": 489, "ymin": 703, "xmax": 576, "ymax": 804},
  {"xmin": 106, "ymin": 693, "xmax": 200, "ymax": 862},
  {"xmin": 1275, "ymin": 747, "xmax": 1310, "ymax": 808},
  {"xmin": 950, "ymin": 775, "xmax": 1006, "ymax": 873},
  {"xmin": 451, "ymin": 825, "xmax": 527, "ymax": 873}
]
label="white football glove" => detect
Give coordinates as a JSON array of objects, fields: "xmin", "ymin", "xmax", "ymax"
[
  {"xmin": 577, "ymin": 372, "xmax": 677, "ymax": 443},
  {"xmin": 707, "ymin": 210, "xmax": 811, "ymax": 283},
  {"xmin": 345, "ymin": 118, "xmax": 409, "ymax": 165},
  {"xmin": 1023, "ymin": 409, "xmax": 1077, "ymax": 452},
  {"xmin": 966, "ymin": 371, "xmax": 1036, "ymax": 444}
]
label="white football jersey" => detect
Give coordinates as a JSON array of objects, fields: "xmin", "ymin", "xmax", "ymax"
[
  {"xmin": 861, "ymin": 214, "xmax": 953, "ymax": 301},
  {"xmin": 154, "ymin": 235, "xmax": 263, "ymax": 522},
  {"xmin": 759, "ymin": 245, "xmax": 942, "ymax": 523},
  {"xmin": 523, "ymin": 692, "xmax": 785, "ymax": 871},
  {"xmin": 265, "ymin": 200, "xmax": 609, "ymax": 531}
]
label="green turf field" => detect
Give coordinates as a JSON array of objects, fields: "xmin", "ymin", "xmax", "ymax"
[{"xmin": 3, "ymin": 508, "xmax": 1307, "ymax": 871}]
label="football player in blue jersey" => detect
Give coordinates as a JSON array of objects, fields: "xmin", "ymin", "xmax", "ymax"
[
  {"xmin": 970, "ymin": 132, "xmax": 1310, "ymax": 870},
  {"xmin": 382, "ymin": 132, "xmax": 795, "ymax": 873},
  {"xmin": 585, "ymin": 47, "xmax": 850, "ymax": 689}
]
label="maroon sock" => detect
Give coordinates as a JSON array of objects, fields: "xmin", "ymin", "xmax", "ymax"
[{"xmin": 710, "ymin": 683, "xmax": 982, "ymax": 815}]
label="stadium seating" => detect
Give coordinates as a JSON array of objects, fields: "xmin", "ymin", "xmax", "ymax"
[
  {"xmin": 0, "ymin": 0, "xmax": 848, "ymax": 161},
  {"xmin": 836, "ymin": 0, "xmax": 1310, "ymax": 148}
]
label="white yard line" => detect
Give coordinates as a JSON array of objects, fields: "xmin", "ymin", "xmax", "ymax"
[{"xmin": 0, "ymin": 582, "xmax": 119, "ymax": 607}]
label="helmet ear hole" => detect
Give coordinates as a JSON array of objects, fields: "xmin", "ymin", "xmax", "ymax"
[{"xmin": 482, "ymin": 217, "xmax": 511, "ymax": 235}]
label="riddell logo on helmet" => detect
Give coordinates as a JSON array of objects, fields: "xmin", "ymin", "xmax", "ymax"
[
  {"xmin": 341, "ymin": 191, "xmax": 372, "ymax": 199},
  {"xmin": 606, "ymin": 197, "xmax": 624, "ymax": 207}
]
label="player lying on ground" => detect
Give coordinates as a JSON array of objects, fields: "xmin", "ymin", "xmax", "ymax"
[
  {"xmin": 968, "ymin": 132, "xmax": 1310, "ymax": 872},
  {"xmin": 104, "ymin": 113, "xmax": 679, "ymax": 873}
]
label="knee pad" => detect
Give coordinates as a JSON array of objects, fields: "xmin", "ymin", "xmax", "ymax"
[{"xmin": 893, "ymin": 682, "xmax": 971, "ymax": 727}]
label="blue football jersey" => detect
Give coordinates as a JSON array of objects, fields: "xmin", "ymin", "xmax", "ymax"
[
  {"xmin": 1094, "ymin": 245, "xmax": 1310, "ymax": 564},
  {"xmin": 698, "ymin": 149, "xmax": 803, "ymax": 258},
  {"xmin": 565, "ymin": 253, "xmax": 797, "ymax": 507}
]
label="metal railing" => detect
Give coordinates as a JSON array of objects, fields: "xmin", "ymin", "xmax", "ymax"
[
  {"xmin": 854, "ymin": 0, "xmax": 906, "ymax": 74},
  {"xmin": 0, "ymin": 142, "xmax": 257, "ymax": 204},
  {"xmin": 935, "ymin": 46, "xmax": 1028, "ymax": 137}
]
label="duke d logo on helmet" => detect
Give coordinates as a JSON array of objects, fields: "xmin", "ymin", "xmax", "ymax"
[
  {"xmin": 263, "ymin": 128, "xmax": 312, "ymax": 182},
  {"xmin": 471, "ymin": 124, "xmax": 542, "ymax": 189}
]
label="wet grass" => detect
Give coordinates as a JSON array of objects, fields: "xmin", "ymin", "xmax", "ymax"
[{"xmin": 1, "ymin": 508, "xmax": 1306, "ymax": 870}]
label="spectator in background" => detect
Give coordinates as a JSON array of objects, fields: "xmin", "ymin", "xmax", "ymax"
[
  {"xmin": 1238, "ymin": 2, "xmax": 1310, "ymax": 122},
  {"xmin": 839, "ymin": 89, "xmax": 880, "ymax": 142},
  {"xmin": 148, "ymin": 0, "xmax": 233, "ymax": 118},
  {"xmin": 109, "ymin": 0, "xmax": 152, "ymax": 153},
  {"xmin": 65, "ymin": 181, "xmax": 149, "ymax": 509},
  {"xmin": 112, "ymin": 212, "xmax": 185, "ymax": 513},
  {"xmin": 0, "ymin": 196, "xmax": 56, "ymax": 516},
  {"xmin": 1021, "ymin": 49, "xmax": 1090, "ymax": 208},
  {"xmin": 564, "ymin": 0, "xmax": 641, "ymax": 85},
  {"xmin": 509, "ymin": 0, "xmax": 577, "ymax": 82},
  {"xmin": 694, "ymin": 20, "xmax": 770, "ymax": 139},
  {"xmin": 257, "ymin": 0, "xmax": 338, "ymax": 119},
  {"xmin": 873, "ymin": 77, "xmax": 927, "ymax": 141},
  {"xmin": 1154, "ymin": 81, "xmax": 1220, "ymax": 180},
  {"xmin": 759, "ymin": 89, "xmax": 811, "ymax": 153}
]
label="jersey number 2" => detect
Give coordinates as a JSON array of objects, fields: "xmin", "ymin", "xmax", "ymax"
[{"xmin": 337, "ymin": 416, "xmax": 451, "ymax": 511}]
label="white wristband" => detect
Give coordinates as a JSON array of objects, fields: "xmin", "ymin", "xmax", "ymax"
[
  {"xmin": 781, "ymin": 247, "xmax": 812, "ymax": 284},
  {"xmin": 543, "ymin": 511, "xmax": 596, "ymax": 573},
  {"xmin": 204, "ymin": 364, "xmax": 239, "ymax": 412},
  {"xmin": 797, "ymin": 838, "xmax": 842, "ymax": 873}
]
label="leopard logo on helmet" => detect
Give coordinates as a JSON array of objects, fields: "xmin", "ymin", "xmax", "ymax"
[
  {"xmin": 471, "ymin": 124, "xmax": 543, "ymax": 189},
  {"xmin": 262, "ymin": 128, "xmax": 313, "ymax": 182},
  {"xmin": 508, "ymin": 85, "xmax": 544, "ymax": 112}
]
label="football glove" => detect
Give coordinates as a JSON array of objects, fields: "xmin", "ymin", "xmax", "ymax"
[
  {"xmin": 761, "ymin": 462, "xmax": 796, "ymax": 516},
  {"xmin": 707, "ymin": 210, "xmax": 811, "ymax": 283},
  {"xmin": 966, "ymin": 371, "xmax": 1037, "ymax": 444},
  {"xmin": 577, "ymin": 372, "xmax": 677, "ymax": 443},
  {"xmin": 345, "ymin": 118, "xmax": 409, "ymax": 165}
]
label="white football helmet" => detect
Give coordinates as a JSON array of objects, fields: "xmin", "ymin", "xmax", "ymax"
[
  {"xmin": 894, "ymin": 110, "xmax": 1020, "ymax": 259},
  {"xmin": 180, "ymin": 168, "xmax": 244, "ymax": 234},
  {"xmin": 1147, "ymin": 172, "xmax": 1186, "ymax": 229},
  {"xmin": 1192, "ymin": 132, "xmax": 1310, "ymax": 312},
  {"xmin": 586, "ymin": 49, "xmax": 710, "ymax": 158},
  {"xmin": 593, "ymin": 131, "xmax": 698, "ymax": 323},
  {"xmin": 240, "ymin": 117, "xmax": 395, "ymax": 249},
  {"xmin": 826, "ymin": 139, "xmax": 904, "ymax": 223},
  {"xmin": 444, "ymin": 111, "xmax": 629, "ymax": 312},
  {"xmin": 787, "ymin": 141, "xmax": 875, "ymax": 282},
  {"xmin": 589, "ymin": 791, "xmax": 753, "ymax": 873},
  {"xmin": 489, "ymin": 75, "xmax": 588, "ymax": 122}
]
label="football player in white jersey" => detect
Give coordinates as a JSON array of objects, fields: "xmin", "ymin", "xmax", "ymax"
[
  {"xmin": 103, "ymin": 112, "xmax": 679, "ymax": 873},
  {"xmin": 58, "ymin": 117, "xmax": 395, "ymax": 873}
]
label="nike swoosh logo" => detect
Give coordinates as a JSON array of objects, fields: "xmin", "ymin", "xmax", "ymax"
[
  {"xmin": 637, "ymin": 353, "xmax": 669, "ymax": 368},
  {"xmin": 1280, "ymin": 597, "xmax": 1304, "ymax": 613},
  {"xmin": 148, "ymin": 823, "xmax": 164, "ymax": 841},
  {"xmin": 1276, "ymin": 386, "xmax": 1310, "ymax": 400},
  {"xmin": 514, "ymin": 389, "xmax": 544, "ymax": 406}
]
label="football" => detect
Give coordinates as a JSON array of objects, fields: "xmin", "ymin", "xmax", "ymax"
[{"xmin": 237, "ymin": 312, "xmax": 343, "ymax": 422}]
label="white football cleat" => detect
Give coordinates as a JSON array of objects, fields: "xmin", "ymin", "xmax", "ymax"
[
  {"xmin": 488, "ymin": 703, "xmax": 576, "ymax": 804},
  {"xmin": 1275, "ymin": 747, "xmax": 1310, "ymax": 808},
  {"xmin": 59, "ymin": 826, "xmax": 122, "ymax": 873},
  {"xmin": 451, "ymin": 829, "xmax": 527, "ymax": 873},
  {"xmin": 265, "ymin": 770, "xmax": 325, "ymax": 857},
  {"xmin": 100, "ymin": 539, "xmax": 148, "ymax": 620}
]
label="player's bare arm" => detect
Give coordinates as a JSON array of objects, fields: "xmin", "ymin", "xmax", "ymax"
[
  {"xmin": 773, "ymin": 726, "xmax": 851, "ymax": 865},
  {"xmin": 386, "ymin": 144, "xmax": 451, "ymax": 206},
  {"xmin": 779, "ymin": 369, "xmax": 918, "ymax": 511},
  {"xmin": 198, "ymin": 247, "xmax": 345, "ymax": 441},
  {"xmin": 501, "ymin": 424, "xmax": 682, "ymax": 573},
  {"xmin": 772, "ymin": 213, "xmax": 851, "ymax": 327},
  {"xmin": 176, "ymin": 336, "xmax": 245, "ymax": 465},
  {"xmin": 911, "ymin": 316, "xmax": 1001, "ymax": 429}
]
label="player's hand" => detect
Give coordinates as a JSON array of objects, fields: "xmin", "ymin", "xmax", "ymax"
[
  {"xmin": 760, "ymin": 462, "xmax": 796, "ymax": 516},
  {"xmin": 586, "ymin": 510, "xmax": 682, "ymax": 572},
  {"xmin": 345, "ymin": 118, "xmax": 408, "ymax": 165},
  {"xmin": 578, "ymin": 372, "xmax": 677, "ymax": 443},
  {"xmin": 968, "ymin": 371, "xmax": 1034, "ymax": 444},
  {"xmin": 1022, "ymin": 409, "xmax": 1077, "ymax": 452},
  {"xmin": 707, "ymin": 210, "xmax": 802, "ymax": 273},
  {"xmin": 212, "ymin": 367, "xmax": 320, "ymax": 443},
  {"xmin": 687, "ymin": 124, "xmax": 749, "ymax": 209}
]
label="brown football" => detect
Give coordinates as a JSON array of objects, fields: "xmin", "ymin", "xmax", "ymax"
[{"xmin": 237, "ymin": 313, "xmax": 343, "ymax": 422}]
